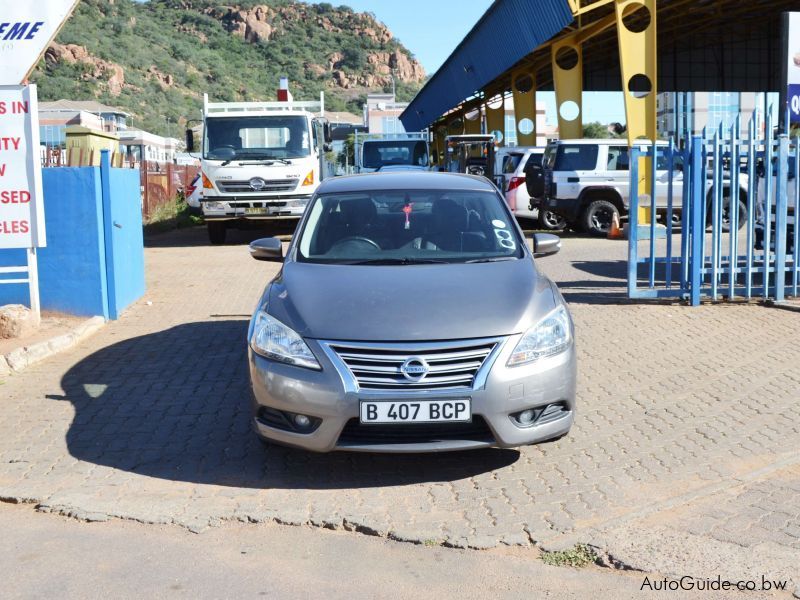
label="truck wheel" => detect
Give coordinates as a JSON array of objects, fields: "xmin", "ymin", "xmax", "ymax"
[
  {"xmin": 538, "ymin": 210, "xmax": 567, "ymax": 231},
  {"xmin": 582, "ymin": 199, "xmax": 619, "ymax": 237},
  {"xmin": 208, "ymin": 222, "xmax": 227, "ymax": 245}
]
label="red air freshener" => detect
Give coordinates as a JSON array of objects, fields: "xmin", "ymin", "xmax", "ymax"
[{"xmin": 403, "ymin": 203, "xmax": 413, "ymax": 230}]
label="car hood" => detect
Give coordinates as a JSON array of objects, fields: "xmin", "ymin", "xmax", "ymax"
[{"xmin": 263, "ymin": 259, "xmax": 559, "ymax": 342}]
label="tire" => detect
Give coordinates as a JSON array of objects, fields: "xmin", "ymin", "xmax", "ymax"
[
  {"xmin": 537, "ymin": 209, "xmax": 567, "ymax": 231},
  {"xmin": 582, "ymin": 199, "xmax": 619, "ymax": 237},
  {"xmin": 707, "ymin": 193, "xmax": 747, "ymax": 233},
  {"xmin": 208, "ymin": 221, "xmax": 227, "ymax": 245},
  {"xmin": 721, "ymin": 198, "xmax": 747, "ymax": 233}
]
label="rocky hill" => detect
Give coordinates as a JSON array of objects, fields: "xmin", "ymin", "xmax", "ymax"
[{"xmin": 31, "ymin": 0, "xmax": 426, "ymax": 136}]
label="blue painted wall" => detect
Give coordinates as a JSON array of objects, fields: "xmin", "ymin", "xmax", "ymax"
[{"xmin": 0, "ymin": 162, "xmax": 144, "ymax": 319}]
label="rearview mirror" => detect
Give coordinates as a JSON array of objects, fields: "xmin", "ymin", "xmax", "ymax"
[
  {"xmin": 185, "ymin": 128, "xmax": 195, "ymax": 153},
  {"xmin": 323, "ymin": 122, "xmax": 332, "ymax": 144},
  {"xmin": 250, "ymin": 238, "xmax": 283, "ymax": 261},
  {"xmin": 533, "ymin": 233, "xmax": 561, "ymax": 257}
]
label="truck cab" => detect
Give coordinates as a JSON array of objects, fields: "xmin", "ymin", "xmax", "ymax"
[{"xmin": 188, "ymin": 93, "xmax": 331, "ymax": 245}]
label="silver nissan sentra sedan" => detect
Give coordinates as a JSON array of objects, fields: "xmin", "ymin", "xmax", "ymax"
[{"xmin": 247, "ymin": 172, "xmax": 576, "ymax": 453}]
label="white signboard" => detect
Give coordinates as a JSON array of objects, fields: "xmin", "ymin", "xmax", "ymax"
[
  {"xmin": 0, "ymin": 85, "xmax": 45, "ymax": 249},
  {"xmin": 0, "ymin": 1, "xmax": 80, "ymax": 84}
]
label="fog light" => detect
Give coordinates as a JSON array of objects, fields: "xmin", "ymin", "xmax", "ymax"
[
  {"xmin": 293, "ymin": 414, "xmax": 311, "ymax": 429},
  {"xmin": 518, "ymin": 409, "xmax": 536, "ymax": 425}
]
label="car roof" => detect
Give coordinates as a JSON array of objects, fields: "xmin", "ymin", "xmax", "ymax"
[
  {"xmin": 316, "ymin": 172, "xmax": 497, "ymax": 194},
  {"xmin": 554, "ymin": 138, "xmax": 669, "ymax": 146}
]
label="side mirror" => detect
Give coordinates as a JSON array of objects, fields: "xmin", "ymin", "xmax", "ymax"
[
  {"xmin": 185, "ymin": 129, "xmax": 195, "ymax": 153},
  {"xmin": 323, "ymin": 122, "xmax": 332, "ymax": 144},
  {"xmin": 533, "ymin": 233, "xmax": 561, "ymax": 257},
  {"xmin": 250, "ymin": 237, "xmax": 283, "ymax": 261},
  {"xmin": 323, "ymin": 143, "xmax": 333, "ymax": 153}
]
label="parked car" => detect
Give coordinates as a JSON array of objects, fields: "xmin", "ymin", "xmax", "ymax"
[
  {"xmin": 186, "ymin": 172, "xmax": 202, "ymax": 211},
  {"xmin": 247, "ymin": 172, "xmax": 576, "ymax": 453},
  {"xmin": 501, "ymin": 147, "xmax": 566, "ymax": 231},
  {"xmin": 536, "ymin": 139, "xmax": 749, "ymax": 236}
]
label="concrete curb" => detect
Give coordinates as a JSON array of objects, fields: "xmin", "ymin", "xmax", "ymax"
[{"xmin": 1, "ymin": 316, "xmax": 106, "ymax": 375}]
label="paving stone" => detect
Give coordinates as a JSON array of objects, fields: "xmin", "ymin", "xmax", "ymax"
[{"xmin": 0, "ymin": 227, "xmax": 797, "ymax": 581}]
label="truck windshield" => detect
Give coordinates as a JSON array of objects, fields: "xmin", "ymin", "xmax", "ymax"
[
  {"xmin": 297, "ymin": 190, "xmax": 523, "ymax": 265},
  {"xmin": 362, "ymin": 141, "xmax": 428, "ymax": 169},
  {"xmin": 204, "ymin": 115, "xmax": 311, "ymax": 161}
]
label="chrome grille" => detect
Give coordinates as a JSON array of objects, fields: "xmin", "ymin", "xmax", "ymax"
[
  {"xmin": 217, "ymin": 179, "xmax": 298, "ymax": 193},
  {"xmin": 327, "ymin": 339, "xmax": 500, "ymax": 391}
]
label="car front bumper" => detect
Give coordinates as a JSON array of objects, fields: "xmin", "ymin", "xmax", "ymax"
[{"xmin": 249, "ymin": 336, "xmax": 576, "ymax": 453}]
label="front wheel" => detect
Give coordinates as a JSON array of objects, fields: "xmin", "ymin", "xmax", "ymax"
[
  {"xmin": 537, "ymin": 209, "xmax": 567, "ymax": 231},
  {"xmin": 582, "ymin": 199, "xmax": 619, "ymax": 237},
  {"xmin": 208, "ymin": 221, "xmax": 227, "ymax": 245}
]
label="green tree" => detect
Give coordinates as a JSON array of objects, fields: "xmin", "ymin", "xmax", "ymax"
[{"xmin": 582, "ymin": 122, "xmax": 617, "ymax": 139}]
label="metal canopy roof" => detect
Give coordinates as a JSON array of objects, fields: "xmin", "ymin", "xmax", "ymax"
[
  {"xmin": 400, "ymin": 0, "xmax": 574, "ymax": 132},
  {"xmin": 401, "ymin": 0, "xmax": 798, "ymax": 131}
]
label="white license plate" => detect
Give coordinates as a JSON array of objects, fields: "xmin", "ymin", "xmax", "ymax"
[{"xmin": 359, "ymin": 399, "xmax": 471, "ymax": 424}]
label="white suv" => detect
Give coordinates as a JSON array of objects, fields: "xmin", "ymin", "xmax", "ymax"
[{"xmin": 536, "ymin": 139, "xmax": 748, "ymax": 236}]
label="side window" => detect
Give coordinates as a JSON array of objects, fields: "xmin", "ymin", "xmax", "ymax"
[
  {"xmin": 522, "ymin": 153, "xmax": 543, "ymax": 170},
  {"xmin": 554, "ymin": 145, "xmax": 599, "ymax": 171},
  {"xmin": 607, "ymin": 146, "xmax": 630, "ymax": 171},
  {"xmin": 503, "ymin": 154, "xmax": 523, "ymax": 174}
]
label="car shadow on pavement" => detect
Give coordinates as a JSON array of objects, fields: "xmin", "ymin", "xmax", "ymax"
[
  {"xmin": 53, "ymin": 320, "xmax": 519, "ymax": 490},
  {"xmin": 145, "ymin": 224, "xmax": 298, "ymax": 249}
]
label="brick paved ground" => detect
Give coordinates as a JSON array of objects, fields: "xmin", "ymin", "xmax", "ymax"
[{"xmin": 0, "ymin": 225, "xmax": 798, "ymax": 592}]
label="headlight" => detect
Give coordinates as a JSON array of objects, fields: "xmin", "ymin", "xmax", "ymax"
[
  {"xmin": 507, "ymin": 305, "xmax": 572, "ymax": 367},
  {"xmin": 250, "ymin": 311, "xmax": 321, "ymax": 370},
  {"xmin": 204, "ymin": 201, "xmax": 225, "ymax": 210}
]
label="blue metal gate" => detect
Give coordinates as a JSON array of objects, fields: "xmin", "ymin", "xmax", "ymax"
[{"xmin": 628, "ymin": 111, "xmax": 799, "ymax": 306}]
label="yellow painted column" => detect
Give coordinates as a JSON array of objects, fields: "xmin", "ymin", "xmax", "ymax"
[
  {"xmin": 512, "ymin": 70, "xmax": 538, "ymax": 147},
  {"xmin": 485, "ymin": 94, "xmax": 506, "ymax": 147},
  {"xmin": 615, "ymin": 0, "xmax": 658, "ymax": 221},
  {"xmin": 464, "ymin": 107, "xmax": 482, "ymax": 135},
  {"xmin": 551, "ymin": 37, "xmax": 583, "ymax": 140}
]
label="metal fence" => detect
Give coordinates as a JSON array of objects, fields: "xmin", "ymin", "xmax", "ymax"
[
  {"xmin": 42, "ymin": 151, "xmax": 199, "ymax": 220},
  {"xmin": 628, "ymin": 111, "xmax": 799, "ymax": 306}
]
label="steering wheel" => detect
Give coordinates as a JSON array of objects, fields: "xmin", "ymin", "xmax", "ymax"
[
  {"xmin": 467, "ymin": 165, "xmax": 485, "ymax": 176},
  {"xmin": 330, "ymin": 236, "xmax": 381, "ymax": 251}
]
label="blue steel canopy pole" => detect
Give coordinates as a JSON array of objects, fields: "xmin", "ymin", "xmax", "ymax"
[
  {"xmin": 729, "ymin": 116, "xmax": 740, "ymax": 300},
  {"xmin": 764, "ymin": 110, "xmax": 773, "ymax": 299},
  {"xmin": 794, "ymin": 137, "xmax": 800, "ymax": 298},
  {"xmin": 649, "ymin": 142, "xmax": 657, "ymax": 289},
  {"xmin": 711, "ymin": 128, "xmax": 721, "ymax": 300},
  {"xmin": 690, "ymin": 136, "xmax": 704, "ymax": 306},
  {"xmin": 666, "ymin": 138, "xmax": 674, "ymax": 289},
  {"xmin": 775, "ymin": 135, "xmax": 789, "ymax": 302},
  {"xmin": 628, "ymin": 147, "xmax": 641, "ymax": 299},
  {"xmin": 745, "ymin": 117, "xmax": 756, "ymax": 300}
]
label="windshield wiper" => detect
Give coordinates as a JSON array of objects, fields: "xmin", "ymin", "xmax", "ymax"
[
  {"xmin": 342, "ymin": 258, "xmax": 450, "ymax": 266},
  {"xmin": 465, "ymin": 257, "xmax": 518, "ymax": 264},
  {"xmin": 239, "ymin": 156, "xmax": 291, "ymax": 165}
]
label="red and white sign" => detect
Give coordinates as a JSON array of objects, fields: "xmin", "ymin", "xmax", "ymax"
[{"xmin": 0, "ymin": 85, "xmax": 45, "ymax": 249}]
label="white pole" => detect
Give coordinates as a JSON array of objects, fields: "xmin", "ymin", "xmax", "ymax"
[{"xmin": 27, "ymin": 247, "xmax": 40, "ymax": 327}]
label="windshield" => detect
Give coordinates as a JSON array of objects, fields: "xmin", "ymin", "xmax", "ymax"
[
  {"xmin": 362, "ymin": 141, "xmax": 429, "ymax": 169},
  {"xmin": 204, "ymin": 115, "xmax": 311, "ymax": 161},
  {"xmin": 297, "ymin": 190, "xmax": 524, "ymax": 265}
]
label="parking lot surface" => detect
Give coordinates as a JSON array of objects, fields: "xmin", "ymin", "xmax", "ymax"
[{"xmin": 0, "ymin": 226, "xmax": 798, "ymax": 592}]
